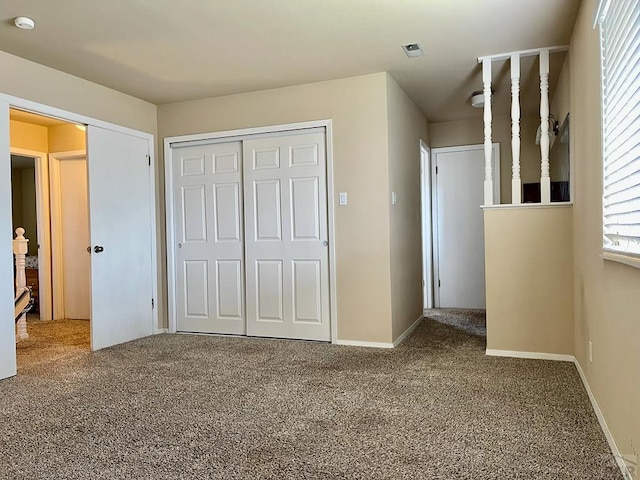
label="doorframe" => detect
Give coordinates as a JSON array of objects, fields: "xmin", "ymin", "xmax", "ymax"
[
  {"xmin": 9, "ymin": 147, "xmax": 53, "ymax": 322},
  {"xmin": 49, "ymin": 150, "xmax": 87, "ymax": 320},
  {"xmin": 164, "ymin": 119, "xmax": 338, "ymax": 343},
  {"xmin": 420, "ymin": 140, "xmax": 433, "ymax": 311},
  {"xmin": 431, "ymin": 143, "xmax": 500, "ymax": 308},
  {"xmin": 1, "ymin": 94, "xmax": 160, "ymax": 379}
]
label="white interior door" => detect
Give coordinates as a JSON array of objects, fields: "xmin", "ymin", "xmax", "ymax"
[
  {"xmin": 58, "ymin": 158, "xmax": 91, "ymax": 319},
  {"xmin": 243, "ymin": 130, "xmax": 330, "ymax": 341},
  {"xmin": 0, "ymin": 101, "xmax": 17, "ymax": 380},
  {"xmin": 87, "ymin": 126, "xmax": 154, "ymax": 350},
  {"xmin": 173, "ymin": 142, "xmax": 245, "ymax": 334},
  {"xmin": 433, "ymin": 144, "xmax": 498, "ymax": 309}
]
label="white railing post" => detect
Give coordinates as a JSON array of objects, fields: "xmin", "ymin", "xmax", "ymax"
[
  {"xmin": 511, "ymin": 53, "xmax": 522, "ymax": 204},
  {"xmin": 13, "ymin": 227, "xmax": 29, "ymax": 340},
  {"xmin": 539, "ymin": 49, "xmax": 551, "ymax": 203},
  {"xmin": 483, "ymin": 58, "xmax": 494, "ymax": 205}
]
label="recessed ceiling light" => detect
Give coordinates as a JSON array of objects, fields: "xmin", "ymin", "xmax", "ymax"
[
  {"xmin": 14, "ymin": 17, "xmax": 35, "ymax": 30},
  {"xmin": 402, "ymin": 43, "xmax": 424, "ymax": 58}
]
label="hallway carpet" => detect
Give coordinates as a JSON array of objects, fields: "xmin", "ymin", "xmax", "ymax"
[{"xmin": 1, "ymin": 317, "xmax": 622, "ymax": 479}]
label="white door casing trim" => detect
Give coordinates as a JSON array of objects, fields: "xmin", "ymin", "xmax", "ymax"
[
  {"xmin": 0, "ymin": 100, "xmax": 17, "ymax": 380},
  {"xmin": 420, "ymin": 140, "xmax": 433, "ymax": 310},
  {"xmin": 431, "ymin": 143, "xmax": 500, "ymax": 308},
  {"xmin": 484, "ymin": 348, "xmax": 633, "ymax": 480},
  {"xmin": 164, "ymin": 120, "xmax": 338, "ymax": 343},
  {"xmin": 10, "ymin": 147, "xmax": 53, "ymax": 322},
  {"xmin": 48, "ymin": 150, "xmax": 87, "ymax": 320},
  {"xmin": 1, "ymin": 94, "xmax": 159, "ymax": 341}
]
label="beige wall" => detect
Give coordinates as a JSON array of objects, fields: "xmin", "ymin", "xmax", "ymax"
[
  {"xmin": 385, "ymin": 74, "xmax": 428, "ymax": 341},
  {"xmin": 484, "ymin": 206, "xmax": 574, "ymax": 355},
  {"xmin": 429, "ymin": 115, "xmax": 542, "ymax": 204},
  {"xmin": 158, "ymin": 73, "xmax": 394, "ymax": 343},
  {"xmin": 0, "ymin": 51, "xmax": 156, "ymax": 134},
  {"xmin": 570, "ymin": 0, "xmax": 640, "ymax": 465},
  {"xmin": 550, "ymin": 56, "xmax": 571, "ymax": 182}
]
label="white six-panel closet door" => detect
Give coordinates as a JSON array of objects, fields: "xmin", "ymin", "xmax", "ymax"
[
  {"xmin": 243, "ymin": 131, "xmax": 331, "ymax": 341},
  {"xmin": 173, "ymin": 141, "xmax": 246, "ymax": 334}
]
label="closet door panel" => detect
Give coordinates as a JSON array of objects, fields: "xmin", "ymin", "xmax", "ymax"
[
  {"xmin": 173, "ymin": 141, "xmax": 245, "ymax": 334},
  {"xmin": 243, "ymin": 131, "xmax": 330, "ymax": 341}
]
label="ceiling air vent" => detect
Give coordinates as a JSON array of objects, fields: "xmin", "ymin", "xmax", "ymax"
[{"xmin": 402, "ymin": 43, "xmax": 424, "ymax": 58}]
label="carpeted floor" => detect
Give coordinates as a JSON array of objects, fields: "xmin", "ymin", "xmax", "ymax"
[
  {"xmin": 424, "ymin": 308, "xmax": 487, "ymax": 337},
  {"xmin": 1, "ymin": 316, "xmax": 623, "ymax": 479}
]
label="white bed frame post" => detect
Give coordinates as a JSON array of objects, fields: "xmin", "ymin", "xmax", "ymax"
[{"xmin": 13, "ymin": 227, "xmax": 29, "ymax": 340}]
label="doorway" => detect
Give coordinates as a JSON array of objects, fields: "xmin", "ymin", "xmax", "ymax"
[
  {"xmin": 49, "ymin": 151, "xmax": 91, "ymax": 321},
  {"xmin": 1, "ymin": 99, "xmax": 158, "ymax": 381},
  {"xmin": 166, "ymin": 121, "xmax": 336, "ymax": 342},
  {"xmin": 431, "ymin": 144, "xmax": 499, "ymax": 309}
]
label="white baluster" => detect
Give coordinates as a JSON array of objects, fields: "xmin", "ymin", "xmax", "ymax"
[
  {"xmin": 539, "ymin": 49, "xmax": 551, "ymax": 203},
  {"xmin": 483, "ymin": 58, "xmax": 493, "ymax": 205},
  {"xmin": 511, "ymin": 54, "xmax": 522, "ymax": 204},
  {"xmin": 13, "ymin": 227, "xmax": 29, "ymax": 340}
]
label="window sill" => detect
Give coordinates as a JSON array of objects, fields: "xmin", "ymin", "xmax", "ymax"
[{"xmin": 601, "ymin": 251, "xmax": 640, "ymax": 270}]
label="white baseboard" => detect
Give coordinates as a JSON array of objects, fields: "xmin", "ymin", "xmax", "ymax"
[
  {"xmin": 393, "ymin": 315, "xmax": 423, "ymax": 347},
  {"xmin": 335, "ymin": 339, "xmax": 394, "ymax": 348},
  {"xmin": 154, "ymin": 328, "xmax": 168, "ymax": 334},
  {"xmin": 485, "ymin": 349, "xmax": 574, "ymax": 362},
  {"xmin": 484, "ymin": 348, "xmax": 632, "ymax": 480},
  {"xmin": 574, "ymin": 359, "xmax": 634, "ymax": 480}
]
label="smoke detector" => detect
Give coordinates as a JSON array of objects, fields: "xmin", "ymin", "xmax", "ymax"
[
  {"xmin": 402, "ymin": 43, "xmax": 424, "ymax": 58},
  {"xmin": 14, "ymin": 17, "xmax": 35, "ymax": 30}
]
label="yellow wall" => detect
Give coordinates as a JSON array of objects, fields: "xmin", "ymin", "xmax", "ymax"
[
  {"xmin": 570, "ymin": 0, "xmax": 640, "ymax": 465},
  {"xmin": 484, "ymin": 206, "xmax": 574, "ymax": 355},
  {"xmin": 10, "ymin": 120, "xmax": 48, "ymax": 152},
  {"xmin": 385, "ymin": 74, "xmax": 428, "ymax": 341},
  {"xmin": 49, "ymin": 124, "xmax": 86, "ymax": 152},
  {"xmin": 158, "ymin": 73, "xmax": 395, "ymax": 343}
]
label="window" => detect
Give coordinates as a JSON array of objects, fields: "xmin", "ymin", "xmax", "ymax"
[{"xmin": 597, "ymin": 0, "xmax": 640, "ymax": 258}]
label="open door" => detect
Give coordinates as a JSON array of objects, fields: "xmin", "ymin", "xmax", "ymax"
[
  {"xmin": 87, "ymin": 126, "xmax": 154, "ymax": 350},
  {"xmin": 0, "ymin": 100, "xmax": 17, "ymax": 380}
]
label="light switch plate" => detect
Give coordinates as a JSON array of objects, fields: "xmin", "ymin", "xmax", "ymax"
[{"xmin": 339, "ymin": 192, "xmax": 348, "ymax": 206}]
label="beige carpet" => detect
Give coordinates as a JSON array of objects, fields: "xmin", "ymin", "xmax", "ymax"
[{"xmin": 1, "ymin": 316, "xmax": 623, "ymax": 479}]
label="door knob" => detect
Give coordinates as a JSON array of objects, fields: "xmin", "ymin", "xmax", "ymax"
[
  {"xmin": 94, "ymin": 245, "xmax": 104, "ymax": 253},
  {"xmin": 322, "ymin": 241, "xmax": 329, "ymax": 247}
]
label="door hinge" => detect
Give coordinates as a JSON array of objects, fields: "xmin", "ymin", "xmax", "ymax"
[
  {"xmin": 152, "ymin": 298, "xmax": 155, "ymax": 309},
  {"xmin": 147, "ymin": 154, "xmax": 151, "ymax": 166},
  {"xmin": 422, "ymin": 280, "xmax": 425, "ymax": 287},
  {"xmin": 436, "ymin": 166, "xmax": 439, "ymax": 174},
  {"xmin": 438, "ymin": 279, "xmax": 441, "ymax": 288}
]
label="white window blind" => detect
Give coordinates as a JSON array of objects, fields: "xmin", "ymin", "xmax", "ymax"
[{"xmin": 598, "ymin": 0, "xmax": 640, "ymax": 257}]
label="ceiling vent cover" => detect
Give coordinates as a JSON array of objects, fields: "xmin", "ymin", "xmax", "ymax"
[{"xmin": 402, "ymin": 43, "xmax": 424, "ymax": 58}]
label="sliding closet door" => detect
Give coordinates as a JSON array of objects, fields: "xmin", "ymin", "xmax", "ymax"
[
  {"xmin": 87, "ymin": 126, "xmax": 154, "ymax": 350},
  {"xmin": 173, "ymin": 142, "xmax": 245, "ymax": 334},
  {"xmin": 243, "ymin": 131, "xmax": 330, "ymax": 341}
]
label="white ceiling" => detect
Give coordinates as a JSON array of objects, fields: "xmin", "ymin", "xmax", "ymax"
[{"xmin": 0, "ymin": 0, "xmax": 580, "ymax": 122}]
